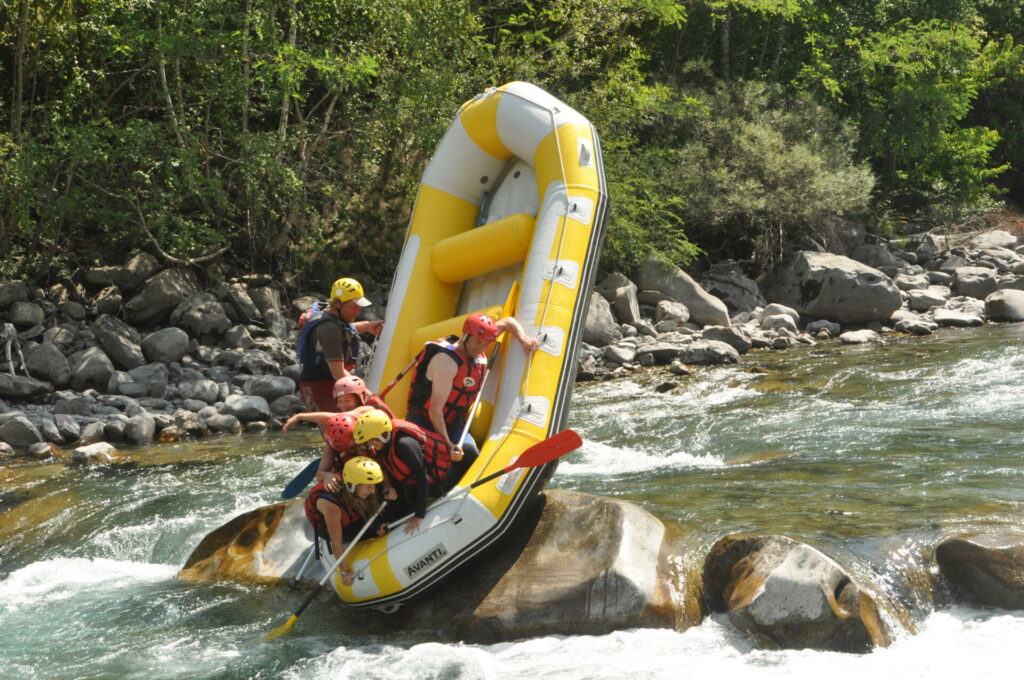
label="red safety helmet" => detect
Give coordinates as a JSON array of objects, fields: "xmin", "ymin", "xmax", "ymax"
[
  {"xmin": 333, "ymin": 375, "xmax": 367, "ymax": 402},
  {"xmin": 323, "ymin": 413, "xmax": 358, "ymax": 451},
  {"xmin": 463, "ymin": 313, "xmax": 499, "ymax": 342}
]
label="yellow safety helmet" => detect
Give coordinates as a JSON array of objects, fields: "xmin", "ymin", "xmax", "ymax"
[
  {"xmin": 330, "ymin": 277, "xmax": 371, "ymax": 307},
  {"xmin": 353, "ymin": 409, "xmax": 393, "ymax": 445},
  {"xmin": 343, "ymin": 456, "xmax": 384, "ymax": 486}
]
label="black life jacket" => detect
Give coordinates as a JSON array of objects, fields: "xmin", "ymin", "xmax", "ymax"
[
  {"xmin": 407, "ymin": 337, "xmax": 487, "ymax": 427},
  {"xmin": 379, "ymin": 419, "xmax": 452, "ymax": 487},
  {"xmin": 304, "ymin": 482, "xmax": 363, "ymax": 559},
  {"xmin": 297, "ymin": 314, "xmax": 359, "ymax": 382}
]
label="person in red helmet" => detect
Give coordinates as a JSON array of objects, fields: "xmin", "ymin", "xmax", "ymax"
[{"xmin": 406, "ymin": 313, "xmax": 539, "ymax": 481}]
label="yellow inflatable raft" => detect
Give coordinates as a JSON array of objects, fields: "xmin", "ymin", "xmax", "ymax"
[{"xmin": 325, "ymin": 82, "xmax": 608, "ymax": 610}]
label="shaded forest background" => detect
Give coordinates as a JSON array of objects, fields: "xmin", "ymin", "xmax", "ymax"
[{"xmin": 2, "ymin": 0, "xmax": 1022, "ymax": 289}]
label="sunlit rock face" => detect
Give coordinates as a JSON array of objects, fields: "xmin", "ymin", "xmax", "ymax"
[
  {"xmin": 702, "ymin": 534, "xmax": 894, "ymax": 654},
  {"xmin": 935, "ymin": 532, "xmax": 1024, "ymax": 610}
]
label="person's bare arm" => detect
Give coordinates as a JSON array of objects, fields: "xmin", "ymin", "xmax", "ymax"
[
  {"xmin": 317, "ymin": 499, "xmax": 355, "ymax": 584},
  {"xmin": 496, "ymin": 316, "xmax": 540, "ymax": 352},
  {"xmin": 426, "ymin": 354, "xmax": 462, "ymax": 459},
  {"xmin": 353, "ymin": 320, "xmax": 384, "ymax": 335},
  {"xmin": 283, "ymin": 412, "xmax": 335, "ymax": 432},
  {"xmin": 315, "ymin": 446, "xmax": 342, "ymax": 492}
]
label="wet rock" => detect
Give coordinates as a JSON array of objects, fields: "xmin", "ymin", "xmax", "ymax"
[
  {"xmin": 932, "ymin": 308, "xmax": 984, "ymax": 328},
  {"xmin": 766, "ymin": 252, "xmax": 902, "ymax": 324},
  {"xmin": 69, "ymin": 347, "xmax": 115, "ymax": 391},
  {"xmin": 935, "ymin": 532, "xmax": 1024, "ymax": 610},
  {"xmin": 0, "ymin": 441, "xmax": 14, "ymax": 457},
  {"xmin": 72, "ymin": 442, "xmax": 119, "ymax": 463},
  {"xmin": 954, "ymin": 267, "xmax": 998, "ymax": 300},
  {"xmin": 244, "ymin": 421, "xmax": 269, "ymax": 434},
  {"xmin": 638, "ymin": 258, "xmax": 729, "ymax": 327},
  {"xmin": 0, "ymin": 416, "xmax": 44, "ymax": 448},
  {"xmin": 894, "ymin": 318, "xmax": 938, "ymax": 335},
  {"xmin": 583, "ymin": 292, "xmax": 622, "ymax": 347},
  {"xmin": 805, "ymin": 320, "xmax": 840, "ymax": 338},
  {"xmin": 839, "ymin": 329, "xmax": 881, "ymax": 345},
  {"xmin": 206, "ymin": 414, "xmax": 242, "ymax": 434},
  {"xmin": 703, "ymin": 534, "xmax": 892, "ymax": 653},
  {"xmin": 678, "ymin": 339, "xmax": 739, "ymax": 365},
  {"xmin": 28, "ymin": 441, "xmax": 60, "ymax": 460},
  {"xmin": 984, "ymin": 289, "xmax": 1024, "ymax": 322}
]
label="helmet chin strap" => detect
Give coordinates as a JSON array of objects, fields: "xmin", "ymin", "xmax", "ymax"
[{"xmin": 345, "ymin": 481, "xmax": 356, "ymax": 494}]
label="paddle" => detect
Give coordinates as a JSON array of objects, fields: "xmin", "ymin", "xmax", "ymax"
[
  {"xmin": 387, "ymin": 428, "xmax": 583, "ymax": 530},
  {"xmin": 281, "ymin": 458, "xmax": 321, "ymax": 500},
  {"xmin": 264, "ymin": 500, "xmax": 389, "ymax": 640}
]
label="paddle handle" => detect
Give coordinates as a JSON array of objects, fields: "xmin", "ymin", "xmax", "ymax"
[{"xmin": 290, "ymin": 500, "xmax": 388, "ymax": 618}]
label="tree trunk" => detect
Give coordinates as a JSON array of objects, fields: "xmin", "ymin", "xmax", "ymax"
[
  {"xmin": 277, "ymin": 0, "xmax": 298, "ymax": 147},
  {"xmin": 11, "ymin": 0, "xmax": 29, "ymax": 147},
  {"xmin": 242, "ymin": 0, "xmax": 252, "ymax": 132},
  {"xmin": 720, "ymin": 9, "xmax": 731, "ymax": 82}
]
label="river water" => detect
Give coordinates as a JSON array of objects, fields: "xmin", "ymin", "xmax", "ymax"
[{"xmin": 2, "ymin": 324, "xmax": 1023, "ymax": 679}]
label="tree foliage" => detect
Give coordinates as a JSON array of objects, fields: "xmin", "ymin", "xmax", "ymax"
[{"xmin": 1, "ymin": 0, "xmax": 1022, "ymax": 283}]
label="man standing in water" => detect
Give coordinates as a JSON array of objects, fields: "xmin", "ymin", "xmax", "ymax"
[{"xmin": 297, "ymin": 277, "xmax": 383, "ymax": 412}]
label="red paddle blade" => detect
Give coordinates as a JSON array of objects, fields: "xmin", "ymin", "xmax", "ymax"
[{"xmin": 507, "ymin": 429, "xmax": 583, "ymax": 472}]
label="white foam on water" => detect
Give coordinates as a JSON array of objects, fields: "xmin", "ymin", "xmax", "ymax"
[
  {"xmin": 557, "ymin": 438, "xmax": 725, "ymax": 477},
  {"xmin": 0, "ymin": 558, "xmax": 176, "ymax": 611},
  {"xmin": 284, "ymin": 608, "xmax": 1024, "ymax": 680}
]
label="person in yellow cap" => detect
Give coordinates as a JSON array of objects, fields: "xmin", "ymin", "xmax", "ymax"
[{"xmin": 297, "ymin": 277, "xmax": 383, "ymax": 412}]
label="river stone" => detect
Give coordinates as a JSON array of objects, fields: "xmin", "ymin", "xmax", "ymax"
[
  {"xmin": 124, "ymin": 413, "xmax": 156, "ymax": 446},
  {"xmin": 124, "ymin": 268, "xmax": 200, "ymax": 327},
  {"xmin": 115, "ymin": 252, "xmax": 162, "ymax": 293},
  {"xmin": 637, "ymin": 258, "xmax": 729, "ymax": 327},
  {"xmin": 243, "ymin": 375, "xmax": 295, "ymax": 402},
  {"xmin": 0, "ymin": 374, "xmax": 54, "ymax": 399},
  {"xmin": 69, "ymin": 347, "xmax": 115, "ymax": 391},
  {"xmin": 611, "ymin": 282, "xmax": 642, "ymax": 327},
  {"xmin": 28, "ymin": 441, "xmax": 60, "ymax": 459},
  {"xmin": 909, "ymin": 286, "xmax": 949, "ymax": 312},
  {"xmin": 83, "ymin": 265, "xmax": 122, "ymax": 289},
  {"xmin": 582, "ymin": 292, "xmax": 621, "ymax": 347},
  {"xmin": 170, "ymin": 293, "xmax": 232, "ymax": 338},
  {"xmin": 893, "ymin": 273, "xmax": 931, "ymax": 291},
  {"xmin": 227, "ymin": 283, "xmax": 262, "ymax": 322},
  {"xmin": 603, "ymin": 345, "xmax": 636, "ymax": 364},
  {"xmin": 141, "ymin": 327, "xmax": 190, "ymax": 364},
  {"xmin": 0, "ymin": 281, "xmax": 29, "ymax": 308},
  {"xmin": 761, "ymin": 314, "xmax": 798, "ymax": 333},
  {"xmin": 954, "ymin": 267, "xmax": 998, "ymax": 300},
  {"xmin": 895, "ymin": 318, "xmax": 938, "ymax": 335},
  {"xmin": 10, "ymin": 301, "xmax": 45, "ymax": 329},
  {"xmin": 72, "ymin": 442, "xmax": 119, "ymax": 463},
  {"xmin": 57, "ymin": 300, "xmax": 87, "ymax": 321},
  {"xmin": 971, "ymin": 230, "xmax": 1018, "ymax": 250},
  {"xmin": 270, "ymin": 394, "xmax": 302, "ymax": 418},
  {"xmin": 0, "ymin": 416, "xmax": 44, "ymax": 448},
  {"xmin": 93, "ymin": 286, "xmax": 123, "ymax": 315},
  {"xmin": 985, "ymin": 289, "xmax": 1024, "ymax": 322},
  {"xmin": 805, "ymin": 320, "xmax": 841, "ymax": 338},
  {"xmin": 700, "ymin": 261, "xmax": 765, "ymax": 313},
  {"xmin": 205, "ymin": 414, "xmax": 242, "ymax": 434},
  {"xmin": 93, "ymin": 314, "xmax": 146, "ymax": 370},
  {"xmin": 223, "ymin": 325, "xmax": 254, "ymax": 350},
  {"xmin": 24, "ymin": 342, "xmax": 71, "ymax": 387},
  {"xmin": 703, "ymin": 534, "xmax": 892, "ymax": 653},
  {"xmin": 37, "ymin": 418, "xmax": 63, "ymax": 445},
  {"xmin": 179, "ymin": 490, "xmax": 689, "ymax": 641},
  {"xmin": 235, "ymin": 349, "xmax": 280, "ymax": 376},
  {"xmin": 766, "ymin": 252, "xmax": 902, "ymax": 324},
  {"xmin": 701, "ymin": 326, "xmax": 751, "ymax": 354},
  {"xmin": 655, "ymin": 300, "xmax": 689, "ymax": 325},
  {"xmin": 851, "ymin": 243, "xmax": 903, "ymax": 270},
  {"xmin": 595, "ymin": 271, "xmax": 632, "ymax": 301},
  {"xmin": 179, "ymin": 380, "xmax": 220, "ymax": 404},
  {"xmin": 935, "ymin": 532, "xmax": 1024, "ymax": 609},
  {"xmin": 54, "ymin": 414, "xmax": 81, "ymax": 443},
  {"xmin": 678, "ymin": 340, "xmax": 739, "ymax": 365},
  {"xmin": 222, "ymin": 394, "xmax": 271, "ymax": 421},
  {"xmin": 78, "ymin": 421, "xmax": 107, "ymax": 445},
  {"xmin": 932, "ymin": 308, "xmax": 984, "ymax": 328},
  {"xmin": 839, "ymin": 329, "xmax": 881, "ymax": 344}
]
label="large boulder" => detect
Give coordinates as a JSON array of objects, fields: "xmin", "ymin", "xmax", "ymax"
[
  {"xmin": 10, "ymin": 301, "xmax": 45, "ymax": 329},
  {"xmin": 178, "ymin": 491, "xmax": 690, "ymax": 641},
  {"xmin": 954, "ymin": 267, "xmax": 998, "ymax": 300},
  {"xmin": 244, "ymin": 375, "xmax": 296, "ymax": 402},
  {"xmin": 68, "ymin": 347, "xmax": 116, "ymax": 391},
  {"xmin": 124, "ymin": 268, "xmax": 200, "ymax": 327},
  {"xmin": 700, "ymin": 261, "xmax": 765, "ymax": 313},
  {"xmin": 935, "ymin": 532, "xmax": 1024, "ymax": 610},
  {"xmin": 0, "ymin": 281, "xmax": 29, "ymax": 308},
  {"xmin": 141, "ymin": 327, "xmax": 190, "ymax": 364},
  {"xmin": 971, "ymin": 230, "xmax": 1018, "ymax": 250},
  {"xmin": 114, "ymin": 252, "xmax": 162, "ymax": 293},
  {"xmin": 582, "ymin": 292, "xmax": 622, "ymax": 347},
  {"xmin": 637, "ymin": 259, "xmax": 730, "ymax": 327},
  {"xmin": 678, "ymin": 339, "xmax": 739, "ymax": 365},
  {"xmin": 0, "ymin": 415, "xmax": 44, "ymax": 448},
  {"xmin": 0, "ymin": 374, "xmax": 53, "ymax": 399},
  {"xmin": 24, "ymin": 341, "xmax": 71, "ymax": 387},
  {"xmin": 170, "ymin": 293, "xmax": 232, "ymax": 338},
  {"xmin": 703, "ymin": 534, "xmax": 893, "ymax": 653},
  {"xmin": 222, "ymin": 394, "xmax": 271, "ymax": 421},
  {"xmin": 766, "ymin": 252, "xmax": 902, "ymax": 324},
  {"xmin": 985, "ymin": 289, "xmax": 1024, "ymax": 322},
  {"xmin": 93, "ymin": 314, "xmax": 146, "ymax": 370}
]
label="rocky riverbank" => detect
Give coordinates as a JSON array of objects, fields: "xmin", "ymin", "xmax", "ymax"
[
  {"xmin": 578, "ymin": 226, "xmax": 1024, "ymax": 381},
  {"xmin": 0, "ymin": 254, "xmax": 382, "ymax": 463}
]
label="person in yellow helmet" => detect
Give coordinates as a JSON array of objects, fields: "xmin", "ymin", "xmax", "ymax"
[
  {"xmin": 303, "ymin": 455, "xmax": 388, "ymax": 583},
  {"xmin": 297, "ymin": 277, "xmax": 384, "ymax": 412}
]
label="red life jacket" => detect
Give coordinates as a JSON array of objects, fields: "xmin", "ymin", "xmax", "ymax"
[
  {"xmin": 304, "ymin": 482, "xmax": 362, "ymax": 558},
  {"xmin": 407, "ymin": 339, "xmax": 487, "ymax": 427},
  {"xmin": 379, "ymin": 419, "xmax": 452, "ymax": 486},
  {"xmin": 365, "ymin": 394, "xmax": 394, "ymax": 418}
]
